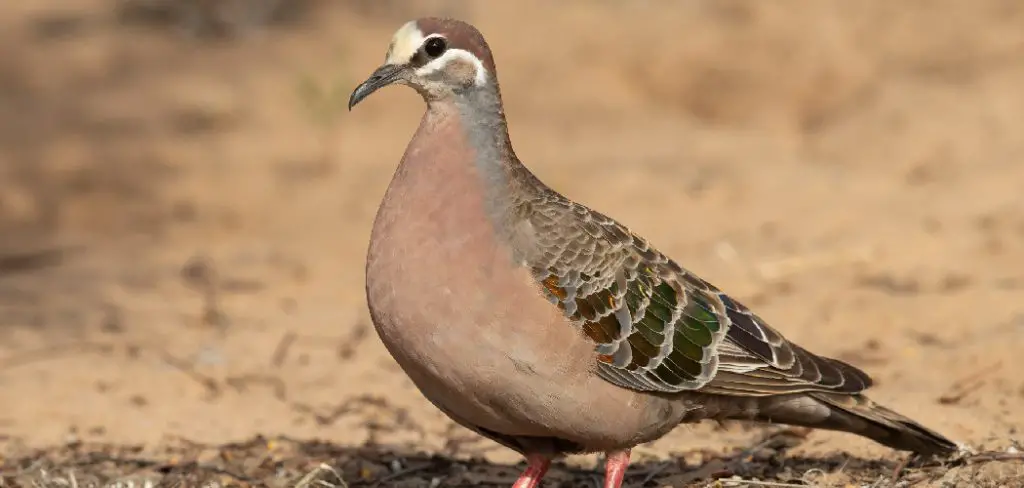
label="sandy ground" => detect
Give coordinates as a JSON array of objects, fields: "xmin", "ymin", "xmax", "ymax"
[{"xmin": 1, "ymin": 1, "xmax": 1023, "ymax": 486}]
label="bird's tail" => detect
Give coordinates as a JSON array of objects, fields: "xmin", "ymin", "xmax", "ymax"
[{"xmin": 750, "ymin": 392, "xmax": 957, "ymax": 456}]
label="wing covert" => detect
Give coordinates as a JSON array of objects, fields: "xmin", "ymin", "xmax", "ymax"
[{"xmin": 521, "ymin": 190, "xmax": 873, "ymax": 397}]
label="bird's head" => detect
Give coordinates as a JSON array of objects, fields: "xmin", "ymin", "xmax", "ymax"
[{"xmin": 348, "ymin": 17, "xmax": 497, "ymax": 110}]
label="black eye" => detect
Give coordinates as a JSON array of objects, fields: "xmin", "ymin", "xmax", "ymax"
[{"xmin": 424, "ymin": 37, "xmax": 447, "ymax": 58}]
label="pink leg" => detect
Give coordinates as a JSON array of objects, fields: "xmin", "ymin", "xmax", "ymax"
[
  {"xmin": 512, "ymin": 453, "xmax": 551, "ymax": 488},
  {"xmin": 603, "ymin": 449, "xmax": 631, "ymax": 488}
]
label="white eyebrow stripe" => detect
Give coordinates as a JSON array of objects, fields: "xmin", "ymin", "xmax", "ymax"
[{"xmin": 414, "ymin": 48, "xmax": 488, "ymax": 86}]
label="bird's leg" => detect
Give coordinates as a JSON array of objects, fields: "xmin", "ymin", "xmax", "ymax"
[
  {"xmin": 512, "ymin": 453, "xmax": 551, "ymax": 488},
  {"xmin": 602, "ymin": 449, "xmax": 631, "ymax": 488}
]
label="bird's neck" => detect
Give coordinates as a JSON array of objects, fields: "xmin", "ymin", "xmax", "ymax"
[
  {"xmin": 373, "ymin": 88, "xmax": 543, "ymax": 261},
  {"xmin": 419, "ymin": 88, "xmax": 540, "ymax": 213},
  {"xmin": 447, "ymin": 88, "xmax": 516, "ymax": 183}
]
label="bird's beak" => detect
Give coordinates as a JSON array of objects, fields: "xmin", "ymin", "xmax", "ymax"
[{"xmin": 348, "ymin": 64, "xmax": 405, "ymax": 110}]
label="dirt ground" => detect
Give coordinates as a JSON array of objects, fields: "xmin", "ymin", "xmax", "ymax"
[{"xmin": 2, "ymin": 1, "xmax": 1023, "ymax": 486}]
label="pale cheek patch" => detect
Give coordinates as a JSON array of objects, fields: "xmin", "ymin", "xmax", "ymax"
[
  {"xmin": 444, "ymin": 59, "xmax": 484, "ymax": 86},
  {"xmin": 414, "ymin": 49, "xmax": 488, "ymax": 86},
  {"xmin": 385, "ymin": 21, "xmax": 424, "ymax": 65}
]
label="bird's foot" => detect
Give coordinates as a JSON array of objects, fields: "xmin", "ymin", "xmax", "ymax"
[
  {"xmin": 512, "ymin": 453, "xmax": 551, "ymax": 488},
  {"xmin": 603, "ymin": 449, "xmax": 631, "ymax": 488}
]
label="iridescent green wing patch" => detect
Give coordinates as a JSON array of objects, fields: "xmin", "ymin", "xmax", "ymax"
[{"xmin": 534, "ymin": 234, "xmax": 730, "ymax": 392}]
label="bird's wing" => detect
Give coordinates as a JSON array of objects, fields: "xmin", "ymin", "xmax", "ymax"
[{"xmin": 525, "ymin": 193, "xmax": 872, "ymax": 395}]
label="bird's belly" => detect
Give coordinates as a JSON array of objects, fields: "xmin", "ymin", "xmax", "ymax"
[
  {"xmin": 367, "ymin": 275, "xmax": 680, "ymax": 450},
  {"xmin": 363, "ymin": 183, "xmax": 678, "ymax": 450},
  {"xmin": 368, "ymin": 281, "xmax": 573, "ymax": 435}
]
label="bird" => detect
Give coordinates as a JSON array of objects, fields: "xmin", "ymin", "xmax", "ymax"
[{"xmin": 348, "ymin": 17, "xmax": 957, "ymax": 488}]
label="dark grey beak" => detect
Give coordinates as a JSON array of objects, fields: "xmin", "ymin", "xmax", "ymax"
[{"xmin": 348, "ymin": 64, "xmax": 405, "ymax": 110}]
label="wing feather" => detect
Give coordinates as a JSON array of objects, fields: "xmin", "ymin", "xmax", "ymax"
[{"xmin": 522, "ymin": 191, "xmax": 872, "ymax": 396}]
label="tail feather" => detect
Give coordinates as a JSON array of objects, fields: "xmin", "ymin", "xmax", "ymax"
[{"xmin": 751, "ymin": 393, "xmax": 957, "ymax": 456}]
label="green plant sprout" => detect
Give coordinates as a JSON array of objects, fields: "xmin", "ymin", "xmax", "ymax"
[{"xmin": 294, "ymin": 56, "xmax": 350, "ymax": 176}]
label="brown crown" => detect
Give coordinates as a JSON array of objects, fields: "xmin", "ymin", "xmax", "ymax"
[{"xmin": 415, "ymin": 18, "xmax": 497, "ymax": 74}]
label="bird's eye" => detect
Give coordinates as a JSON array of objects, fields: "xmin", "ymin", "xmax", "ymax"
[{"xmin": 424, "ymin": 37, "xmax": 447, "ymax": 58}]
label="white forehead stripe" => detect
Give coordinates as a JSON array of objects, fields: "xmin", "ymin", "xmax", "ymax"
[
  {"xmin": 385, "ymin": 21, "xmax": 424, "ymax": 65},
  {"xmin": 414, "ymin": 47, "xmax": 488, "ymax": 86},
  {"xmin": 384, "ymin": 22, "xmax": 488, "ymax": 87}
]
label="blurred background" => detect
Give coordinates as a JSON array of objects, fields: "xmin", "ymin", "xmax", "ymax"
[{"xmin": 1, "ymin": 0, "xmax": 1022, "ymax": 481}]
